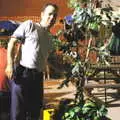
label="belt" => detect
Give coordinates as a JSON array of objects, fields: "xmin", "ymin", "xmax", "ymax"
[{"xmin": 19, "ymin": 64, "xmax": 38, "ymax": 72}]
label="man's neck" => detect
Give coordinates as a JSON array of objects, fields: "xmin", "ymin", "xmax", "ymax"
[{"xmin": 39, "ymin": 21, "xmax": 51, "ymax": 31}]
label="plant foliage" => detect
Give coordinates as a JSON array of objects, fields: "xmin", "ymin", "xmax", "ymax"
[{"xmin": 49, "ymin": 0, "xmax": 115, "ymax": 119}]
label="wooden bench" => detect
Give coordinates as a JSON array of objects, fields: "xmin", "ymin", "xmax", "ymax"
[
  {"xmin": 84, "ymin": 56, "xmax": 120, "ymax": 103},
  {"xmin": 85, "ymin": 83, "xmax": 120, "ymax": 89}
]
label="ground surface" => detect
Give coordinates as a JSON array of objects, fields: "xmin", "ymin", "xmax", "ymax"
[{"xmin": 44, "ymin": 79, "xmax": 120, "ymax": 120}]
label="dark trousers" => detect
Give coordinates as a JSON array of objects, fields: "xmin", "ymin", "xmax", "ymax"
[{"xmin": 9, "ymin": 64, "xmax": 43, "ymax": 120}]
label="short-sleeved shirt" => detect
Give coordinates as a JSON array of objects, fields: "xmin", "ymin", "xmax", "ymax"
[{"xmin": 12, "ymin": 20, "xmax": 52, "ymax": 72}]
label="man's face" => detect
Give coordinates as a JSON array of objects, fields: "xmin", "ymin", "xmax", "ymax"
[{"xmin": 41, "ymin": 5, "xmax": 58, "ymax": 28}]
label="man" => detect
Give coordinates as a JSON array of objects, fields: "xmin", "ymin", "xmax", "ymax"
[{"xmin": 5, "ymin": 3, "xmax": 58, "ymax": 120}]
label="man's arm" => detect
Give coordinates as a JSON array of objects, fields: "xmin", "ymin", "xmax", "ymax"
[{"xmin": 5, "ymin": 37, "xmax": 17, "ymax": 79}]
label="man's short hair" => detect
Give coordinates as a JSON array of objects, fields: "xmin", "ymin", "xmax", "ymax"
[{"xmin": 41, "ymin": 3, "xmax": 58, "ymax": 12}]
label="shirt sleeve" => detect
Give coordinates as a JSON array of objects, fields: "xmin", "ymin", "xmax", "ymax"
[{"xmin": 11, "ymin": 20, "xmax": 33, "ymax": 43}]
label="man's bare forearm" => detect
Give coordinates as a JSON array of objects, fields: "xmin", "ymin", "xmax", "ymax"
[
  {"xmin": 7, "ymin": 37, "xmax": 17, "ymax": 66},
  {"xmin": 5, "ymin": 37, "xmax": 17, "ymax": 79}
]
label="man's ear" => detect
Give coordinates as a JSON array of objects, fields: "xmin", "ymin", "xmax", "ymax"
[{"xmin": 41, "ymin": 12, "xmax": 44, "ymax": 18}]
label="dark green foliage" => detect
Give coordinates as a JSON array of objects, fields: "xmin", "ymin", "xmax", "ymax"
[
  {"xmin": 54, "ymin": 98, "xmax": 111, "ymax": 120},
  {"xmin": 0, "ymin": 39, "xmax": 9, "ymax": 49}
]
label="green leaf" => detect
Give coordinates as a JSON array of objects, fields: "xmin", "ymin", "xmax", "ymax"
[
  {"xmin": 83, "ymin": 101, "xmax": 96, "ymax": 108},
  {"xmin": 94, "ymin": 116, "xmax": 100, "ymax": 120},
  {"xmin": 64, "ymin": 112, "xmax": 70, "ymax": 117},
  {"xmin": 82, "ymin": 107, "xmax": 93, "ymax": 114},
  {"xmin": 73, "ymin": 106, "xmax": 82, "ymax": 113}
]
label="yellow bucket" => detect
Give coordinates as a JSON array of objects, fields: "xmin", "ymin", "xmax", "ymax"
[{"xmin": 43, "ymin": 108, "xmax": 54, "ymax": 120}]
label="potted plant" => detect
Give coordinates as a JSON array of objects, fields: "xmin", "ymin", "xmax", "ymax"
[{"xmin": 50, "ymin": 0, "xmax": 112, "ymax": 120}]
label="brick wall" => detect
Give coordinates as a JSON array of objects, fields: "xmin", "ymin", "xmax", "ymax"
[{"xmin": 0, "ymin": 0, "xmax": 72, "ymax": 19}]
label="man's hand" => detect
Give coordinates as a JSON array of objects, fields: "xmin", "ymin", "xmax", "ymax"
[{"xmin": 5, "ymin": 64, "xmax": 13, "ymax": 80}]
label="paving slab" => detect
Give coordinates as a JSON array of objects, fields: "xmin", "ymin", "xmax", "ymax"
[{"xmin": 44, "ymin": 79, "xmax": 120, "ymax": 120}]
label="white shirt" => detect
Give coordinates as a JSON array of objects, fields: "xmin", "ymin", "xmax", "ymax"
[{"xmin": 12, "ymin": 20, "xmax": 52, "ymax": 71}]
